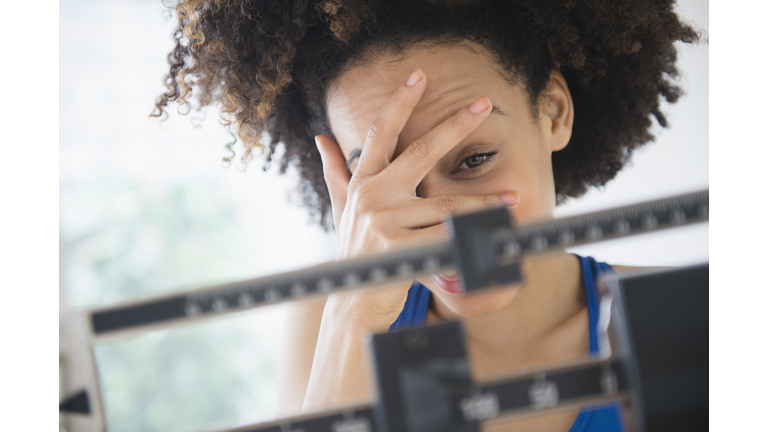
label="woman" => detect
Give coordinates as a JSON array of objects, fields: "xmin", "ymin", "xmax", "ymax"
[{"xmin": 154, "ymin": 1, "xmax": 701, "ymax": 430}]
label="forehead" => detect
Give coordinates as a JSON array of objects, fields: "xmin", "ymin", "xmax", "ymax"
[{"xmin": 326, "ymin": 43, "xmax": 520, "ymax": 156}]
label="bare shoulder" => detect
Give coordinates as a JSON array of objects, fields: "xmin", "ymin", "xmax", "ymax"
[
  {"xmin": 611, "ymin": 264, "xmax": 669, "ymax": 274},
  {"xmin": 275, "ymin": 295, "xmax": 327, "ymax": 418}
]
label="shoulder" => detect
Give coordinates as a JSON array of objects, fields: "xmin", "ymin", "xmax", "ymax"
[
  {"xmin": 610, "ymin": 264, "xmax": 669, "ymax": 274},
  {"xmin": 582, "ymin": 256, "xmax": 668, "ymax": 277}
]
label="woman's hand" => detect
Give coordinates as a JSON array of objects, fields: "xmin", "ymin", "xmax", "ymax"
[
  {"xmin": 303, "ymin": 69, "xmax": 515, "ymax": 411},
  {"xmin": 315, "ymin": 68, "xmax": 513, "ymax": 326}
]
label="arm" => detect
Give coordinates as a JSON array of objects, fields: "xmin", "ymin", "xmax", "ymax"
[{"xmin": 275, "ymin": 295, "xmax": 327, "ymax": 418}]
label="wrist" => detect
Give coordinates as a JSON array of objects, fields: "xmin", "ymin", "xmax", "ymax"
[
  {"xmin": 322, "ymin": 291, "xmax": 401, "ymax": 333},
  {"xmin": 304, "ymin": 291, "xmax": 400, "ymax": 411}
]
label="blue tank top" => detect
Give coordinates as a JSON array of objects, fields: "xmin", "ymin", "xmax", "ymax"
[{"xmin": 389, "ymin": 255, "xmax": 625, "ymax": 432}]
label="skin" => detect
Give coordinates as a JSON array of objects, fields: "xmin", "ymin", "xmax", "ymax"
[{"xmin": 294, "ymin": 42, "xmax": 613, "ymax": 431}]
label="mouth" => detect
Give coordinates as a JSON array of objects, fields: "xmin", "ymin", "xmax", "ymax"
[{"xmin": 432, "ymin": 273, "xmax": 465, "ymax": 294}]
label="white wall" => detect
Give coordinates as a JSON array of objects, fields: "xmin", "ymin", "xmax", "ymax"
[{"xmin": 556, "ymin": 0, "xmax": 709, "ymax": 266}]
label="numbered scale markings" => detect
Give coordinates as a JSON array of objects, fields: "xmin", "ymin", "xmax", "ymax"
[
  {"xmin": 89, "ymin": 190, "xmax": 707, "ymax": 338},
  {"xmin": 90, "ymin": 242, "xmax": 453, "ymax": 336},
  {"xmin": 220, "ymin": 359, "xmax": 628, "ymax": 432},
  {"xmin": 495, "ymin": 190, "xmax": 708, "ymax": 260},
  {"xmin": 453, "ymin": 359, "xmax": 628, "ymax": 423}
]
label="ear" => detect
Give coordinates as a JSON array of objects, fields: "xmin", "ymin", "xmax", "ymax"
[{"xmin": 539, "ymin": 70, "xmax": 574, "ymax": 152}]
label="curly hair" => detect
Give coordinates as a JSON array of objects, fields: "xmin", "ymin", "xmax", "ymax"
[{"xmin": 152, "ymin": 0, "xmax": 701, "ymax": 230}]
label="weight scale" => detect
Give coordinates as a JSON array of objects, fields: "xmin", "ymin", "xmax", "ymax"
[{"xmin": 59, "ymin": 190, "xmax": 709, "ymax": 432}]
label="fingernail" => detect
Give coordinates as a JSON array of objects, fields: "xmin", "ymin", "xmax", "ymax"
[
  {"xmin": 501, "ymin": 191, "xmax": 520, "ymax": 207},
  {"xmin": 406, "ymin": 68, "xmax": 423, "ymax": 86},
  {"xmin": 314, "ymin": 136, "xmax": 325, "ymax": 157},
  {"xmin": 469, "ymin": 96, "xmax": 491, "ymax": 114}
]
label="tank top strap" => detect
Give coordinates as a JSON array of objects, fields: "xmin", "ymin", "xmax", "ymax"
[
  {"xmin": 569, "ymin": 255, "xmax": 624, "ymax": 432},
  {"xmin": 389, "ymin": 281, "xmax": 431, "ymax": 330},
  {"xmin": 574, "ymin": 254, "xmax": 615, "ymax": 354}
]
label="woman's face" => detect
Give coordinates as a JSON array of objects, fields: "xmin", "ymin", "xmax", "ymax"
[{"xmin": 325, "ymin": 43, "xmax": 574, "ymax": 317}]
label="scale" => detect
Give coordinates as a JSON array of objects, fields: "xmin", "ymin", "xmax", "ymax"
[{"xmin": 59, "ymin": 189, "xmax": 709, "ymax": 432}]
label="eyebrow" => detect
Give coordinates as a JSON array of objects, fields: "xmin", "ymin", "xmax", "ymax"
[{"xmin": 345, "ymin": 105, "xmax": 506, "ymax": 170}]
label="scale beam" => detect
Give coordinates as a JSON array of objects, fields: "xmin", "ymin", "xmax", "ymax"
[
  {"xmin": 86, "ymin": 190, "xmax": 708, "ymax": 341},
  {"xmin": 212, "ymin": 263, "xmax": 708, "ymax": 432},
  {"xmin": 60, "ymin": 191, "xmax": 709, "ymax": 432}
]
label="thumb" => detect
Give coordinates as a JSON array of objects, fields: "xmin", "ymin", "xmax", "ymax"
[{"xmin": 315, "ymin": 135, "xmax": 350, "ymax": 228}]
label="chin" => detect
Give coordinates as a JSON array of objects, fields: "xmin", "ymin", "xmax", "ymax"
[{"xmin": 421, "ymin": 275, "xmax": 521, "ymax": 318}]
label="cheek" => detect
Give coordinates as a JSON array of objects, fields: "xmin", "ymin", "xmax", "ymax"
[
  {"xmin": 494, "ymin": 142, "xmax": 557, "ymax": 222},
  {"xmin": 436, "ymin": 160, "xmax": 548, "ymax": 223}
]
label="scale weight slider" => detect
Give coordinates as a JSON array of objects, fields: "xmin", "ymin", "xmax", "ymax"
[
  {"xmin": 371, "ymin": 322, "xmax": 477, "ymax": 432},
  {"xmin": 449, "ymin": 206, "xmax": 523, "ymax": 292}
]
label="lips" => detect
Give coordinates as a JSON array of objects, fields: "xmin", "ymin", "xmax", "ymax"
[{"xmin": 432, "ymin": 273, "xmax": 465, "ymax": 294}]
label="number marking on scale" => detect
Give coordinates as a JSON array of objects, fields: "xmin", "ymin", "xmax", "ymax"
[
  {"xmin": 185, "ymin": 303, "xmax": 201, "ymax": 317},
  {"xmin": 423, "ymin": 256, "xmax": 440, "ymax": 271},
  {"xmin": 331, "ymin": 411, "xmax": 372, "ymax": 432},
  {"xmin": 641, "ymin": 214, "xmax": 658, "ymax": 230},
  {"xmin": 318, "ymin": 278, "xmax": 334, "ymax": 293},
  {"xmin": 370, "ymin": 267, "xmax": 387, "ymax": 282},
  {"xmin": 558, "ymin": 230, "xmax": 575, "ymax": 246},
  {"xmin": 504, "ymin": 241, "xmax": 521, "ymax": 258},
  {"xmin": 585, "ymin": 225, "xmax": 603, "ymax": 240},
  {"xmin": 600, "ymin": 364, "xmax": 619, "ymax": 396},
  {"xmin": 212, "ymin": 297, "xmax": 228, "ymax": 312},
  {"xmin": 238, "ymin": 293, "xmax": 254, "ymax": 307},
  {"xmin": 290, "ymin": 283, "xmax": 307, "ymax": 297},
  {"xmin": 344, "ymin": 273, "xmax": 360, "ymax": 287},
  {"xmin": 460, "ymin": 391, "xmax": 500, "ymax": 422},
  {"xmin": 530, "ymin": 236, "xmax": 548, "ymax": 252},
  {"xmin": 669, "ymin": 208, "xmax": 686, "ymax": 224},
  {"xmin": 265, "ymin": 288, "xmax": 280, "ymax": 303},
  {"xmin": 397, "ymin": 262, "xmax": 414, "ymax": 277},
  {"xmin": 613, "ymin": 219, "xmax": 630, "ymax": 235},
  {"xmin": 529, "ymin": 374, "xmax": 559, "ymax": 410}
]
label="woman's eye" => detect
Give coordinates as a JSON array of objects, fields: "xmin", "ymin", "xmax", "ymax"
[
  {"xmin": 465, "ymin": 154, "xmax": 486, "ymax": 168},
  {"xmin": 453, "ymin": 151, "xmax": 497, "ymax": 174}
]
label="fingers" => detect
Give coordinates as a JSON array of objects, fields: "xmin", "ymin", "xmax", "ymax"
[
  {"xmin": 405, "ymin": 223, "xmax": 453, "ymax": 245},
  {"xmin": 386, "ymin": 96, "xmax": 492, "ymax": 189},
  {"xmin": 374, "ymin": 191, "xmax": 520, "ymax": 231},
  {"xmin": 396, "ymin": 193, "xmax": 511, "ymax": 245},
  {"xmin": 315, "ymin": 135, "xmax": 351, "ymax": 227},
  {"xmin": 354, "ymin": 68, "xmax": 427, "ymax": 178}
]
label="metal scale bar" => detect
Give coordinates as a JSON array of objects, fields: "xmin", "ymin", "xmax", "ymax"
[
  {"xmin": 90, "ymin": 239, "xmax": 453, "ymax": 338},
  {"xmin": 224, "ymin": 406, "xmax": 376, "ymax": 432},
  {"xmin": 493, "ymin": 190, "xmax": 708, "ymax": 264},
  {"xmin": 217, "ymin": 263, "xmax": 708, "ymax": 432},
  {"xmin": 452, "ymin": 359, "xmax": 630, "ymax": 424},
  {"xmin": 87, "ymin": 190, "xmax": 708, "ymax": 340},
  {"xmin": 217, "ymin": 358, "xmax": 629, "ymax": 432}
]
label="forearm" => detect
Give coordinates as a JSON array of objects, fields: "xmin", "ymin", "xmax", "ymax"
[
  {"xmin": 275, "ymin": 296, "xmax": 327, "ymax": 418},
  {"xmin": 301, "ymin": 293, "xmax": 397, "ymax": 413}
]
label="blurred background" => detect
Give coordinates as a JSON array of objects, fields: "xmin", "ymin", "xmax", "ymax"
[{"xmin": 59, "ymin": 1, "xmax": 708, "ymax": 431}]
